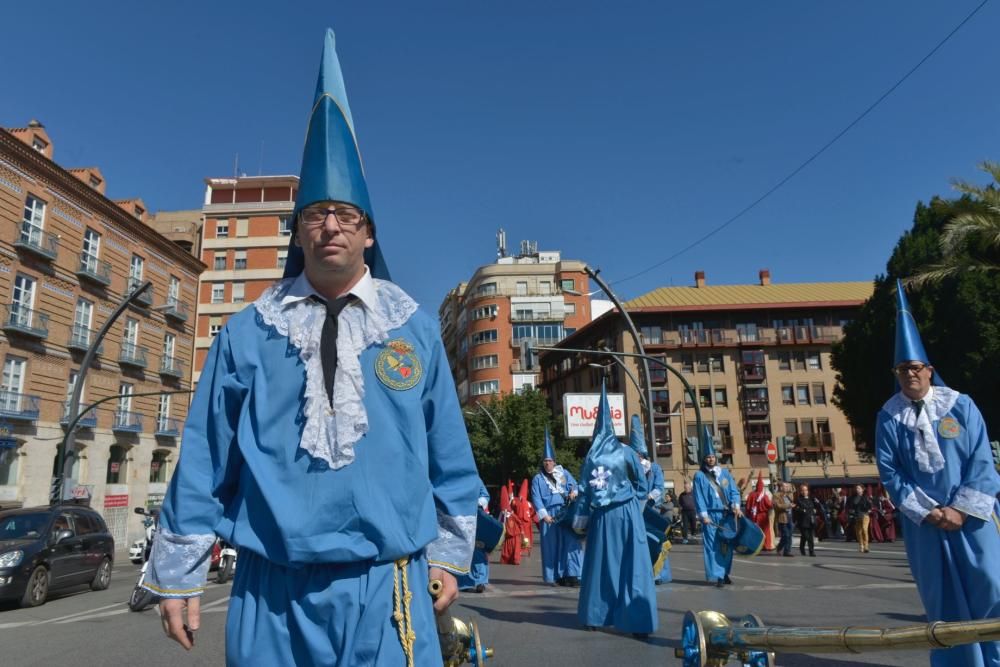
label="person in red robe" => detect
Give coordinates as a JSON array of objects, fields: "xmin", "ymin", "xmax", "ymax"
[
  {"xmin": 876, "ymin": 486, "xmax": 897, "ymax": 542},
  {"xmin": 867, "ymin": 484, "xmax": 885, "ymax": 543},
  {"xmin": 500, "ymin": 487, "xmax": 525, "ymax": 565},
  {"xmin": 745, "ymin": 472, "xmax": 774, "ymax": 551},
  {"xmin": 517, "ymin": 479, "xmax": 534, "ymax": 556}
]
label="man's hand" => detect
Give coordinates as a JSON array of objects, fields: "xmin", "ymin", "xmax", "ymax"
[
  {"xmin": 937, "ymin": 506, "xmax": 965, "ymax": 531},
  {"xmin": 428, "ymin": 567, "xmax": 458, "ymax": 615},
  {"xmin": 569, "ymin": 490, "xmax": 578, "ymax": 500},
  {"xmin": 702, "ymin": 516, "xmax": 712, "ymax": 526},
  {"xmin": 732, "ymin": 507, "xmax": 743, "ymax": 520},
  {"xmin": 159, "ymin": 596, "xmax": 200, "ymax": 650},
  {"xmin": 543, "ymin": 516, "xmax": 554, "ymax": 524}
]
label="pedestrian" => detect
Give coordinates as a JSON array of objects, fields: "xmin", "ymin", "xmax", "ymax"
[
  {"xmin": 661, "ymin": 491, "xmax": 676, "ymax": 521},
  {"xmin": 845, "ymin": 484, "xmax": 872, "ymax": 553},
  {"xmin": 693, "ymin": 426, "xmax": 743, "ymax": 587},
  {"xmin": 142, "ymin": 30, "xmax": 480, "ymax": 667},
  {"xmin": 576, "ymin": 388, "xmax": 658, "ymax": 638},
  {"xmin": 678, "ymin": 481, "xmax": 699, "ymax": 543},
  {"xmin": 745, "ymin": 472, "xmax": 774, "ymax": 551},
  {"xmin": 793, "ymin": 484, "xmax": 817, "ymax": 557},
  {"xmin": 500, "ymin": 489, "xmax": 527, "ymax": 566},
  {"xmin": 826, "ymin": 488, "xmax": 844, "ymax": 539},
  {"xmin": 876, "ymin": 488, "xmax": 897, "ymax": 543},
  {"xmin": 530, "ymin": 427, "xmax": 583, "ymax": 587},
  {"xmin": 457, "ymin": 483, "xmax": 492, "ymax": 593},
  {"xmin": 875, "ymin": 280, "xmax": 1000, "ymax": 667},
  {"xmin": 773, "ymin": 482, "xmax": 795, "ymax": 557}
]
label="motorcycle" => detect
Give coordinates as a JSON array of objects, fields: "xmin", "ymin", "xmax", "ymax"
[
  {"xmin": 128, "ymin": 507, "xmax": 159, "ymax": 612},
  {"xmin": 216, "ymin": 539, "xmax": 237, "ymax": 584}
]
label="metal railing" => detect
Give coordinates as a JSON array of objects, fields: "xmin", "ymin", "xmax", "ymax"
[
  {"xmin": 61, "ymin": 403, "xmax": 97, "ymax": 428},
  {"xmin": 14, "ymin": 223, "xmax": 59, "ymax": 260},
  {"xmin": 2, "ymin": 304, "xmax": 49, "ymax": 339},
  {"xmin": 155, "ymin": 417, "xmax": 180, "ymax": 437},
  {"xmin": 159, "ymin": 356, "xmax": 184, "ymax": 378},
  {"xmin": 792, "ymin": 432, "xmax": 835, "ymax": 450},
  {"xmin": 0, "ymin": 391, "xmax": 41, "ymax": 420},
  {"xmin": 112, "ymin": 410, "xmax": 143, "ymax": 432},
  {"xmin": 119, "ymin": 344, "xmax": 148, "ymax": 368},
  {"xmin": 161, "ymin": 299, "xmax": 188, "ymax": 321},
  {"xmin": 67, "ymin": 325, "xmax": 104, "ymax": 354},
  {"xmin": 128, "ymin": 278, "xmax": 153, "ymax": 306},
  {"xmin": 509, "ymin": 311, "xmax": 565, "ymax": 322},
  {"xmin": 77, "ymin": 255, "xmax": 112, "ymax": 285}
]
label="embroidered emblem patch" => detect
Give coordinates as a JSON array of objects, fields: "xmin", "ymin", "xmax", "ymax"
[
  {"xmin": 375, "ymin": 338, "xmax": 423, "ymax": 390},
  {"xmin": 721, "ymin": 478, "xmax": 729, "ymax": 488},
  {"xmin": 938, "ymin": 416, "xmax": 961, "ymax": 439}
]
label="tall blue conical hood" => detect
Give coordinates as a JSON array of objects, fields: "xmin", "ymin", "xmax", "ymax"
[
  {"xmin": 283, "ymin": 29, "xmax": 390, "ymax": 280},
  {"xmin": 580, "ymin": 382, "xmax": 630, "ymax": 508},
  {"xmin": 700, "ymin": 424, "xmax": 717, "ymax": 461},
  {"xmin": 893, "ymin": 279, "xmax": 944, "ymax": 385},
  {"xmin": 627, "ymin": 414, "xmax": 648, "ymax": 457},
  {"xmin": 542, "ymin": 426, "xmax": 556, "ymax": 461}
]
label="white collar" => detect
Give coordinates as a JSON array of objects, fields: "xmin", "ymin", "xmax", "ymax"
[
  {"xmin": 882, "ymin": 385, "xmax": 959, "ymax": 474},
  {"xmin": 280, "ymin": 266, "xmax": 379, "ymax": 313}
]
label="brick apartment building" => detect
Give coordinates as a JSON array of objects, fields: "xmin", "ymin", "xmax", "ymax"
[{"xmin": 0, "ymin": 122, "xmax": 203, "ymax": 545}]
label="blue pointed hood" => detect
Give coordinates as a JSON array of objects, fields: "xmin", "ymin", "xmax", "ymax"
[
  {"xmin": 580, "ymin": 382, "xmax": 630, "ymax": 508},
  {"xmin": 627, "ymin": 414, "xmax": 648, "ymax": 457},
  {"xmin": 894, "ymin": 279, "xmax": 943, "ymax": 385},
  {"xmin": 283, "ymin": 29, "xmax": 390, "ymax": 280},
  {"xmin": 700, "ymin": 424, "xmax": 717, "ymax": 461},
  {"xmin": 542, "ymin": 426, "xmax": 556, "ymax": 462}
]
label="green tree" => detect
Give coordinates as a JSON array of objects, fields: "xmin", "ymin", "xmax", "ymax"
[
  {"xmin": 832, "ymin": 196, "xmax": 1000, "ymax": 451},
  {"xmin": 464, "ymin": 389, "xmax": 581, "ymax": 491},
  {"xmin": 910, "ymin": 161, "xmax": 1000, "ymax": 286}
]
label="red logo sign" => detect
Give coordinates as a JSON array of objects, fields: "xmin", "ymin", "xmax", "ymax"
[
  {"xmin": 104, "ymin": 494, "xmax": 129, "ymax": 509},
  {"xmin": 765, "ymin": 442, "xmax": 778, "ymax": 463}
]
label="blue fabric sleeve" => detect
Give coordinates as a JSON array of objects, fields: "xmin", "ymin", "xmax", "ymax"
[
  {"xmin": 421, "ymin": 333, "xmax": 479, "ymax": 575},
  {"xmin": 726, "ymin": 471, "xmax": 741, "ymax": 506},
  {"xmin": 649, "ymin": 464, "xmax": 664, "ymax": 502},
  {"xmin": 951, "ymin": 398, "xmax": 1000, "ymax": 520},
  {"xmin": 146, "ymin": 327, "xmax": 247, "ymax": 597},
  {"xmin": 564, "ymin": 469, "xmax": 579, "ymax": 493},
  {"xmin": 530, "ymin": 474, "xmax": 549, "ymax": 519},
  {"xmin": 875, "ymin": 410, "xmax": 936, "ymax": 525}
]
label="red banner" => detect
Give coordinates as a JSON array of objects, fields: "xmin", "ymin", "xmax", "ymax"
[{"xmin": 104, "ymin": 494, "xmax": 129, "ymax": 509}]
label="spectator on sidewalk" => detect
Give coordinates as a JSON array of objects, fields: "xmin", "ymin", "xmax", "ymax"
[
  {"xmin": 845, "ymin": 484, "xmax": 872, "ymax": 553},
  {"xmin": 825, "ymin": 488, "xmax": 844, "ymax": 539},
  {"xmin": 773, "ymin": 483, "xmax": 795, "ymax": 557},
  {"xmin": 677, "ymin": 481, "xmax": 699, "ymax": 544},
  {"xmin": 793, "ymin": 484, "xmax": 818, "ymax": 557}
]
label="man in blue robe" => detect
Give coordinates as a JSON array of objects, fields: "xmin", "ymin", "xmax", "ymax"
[
  {"xmin": 875, "ymin": 280, "xmax": 1000, "ymax": 667},
  {"xmin": 576, "ymin": 386, "xmax": 658, "ymax": 639},
  {"xmin": 626, "ymin": 415, "xmax": 671, "ymax": 585},
  {"xmin": 530, "ymin": 426, "xmax": 583, "ymax": 586},
  {"xmin": 693, "ymin": 426, "xmax": 742, "ymax": 588},
  {"xmin": 144, "ymin": 30, "xmax": 479, "ymax": 667},
  {"xmin": 457, "ymin": 484, "xmax": 491, "ymax": 593}
]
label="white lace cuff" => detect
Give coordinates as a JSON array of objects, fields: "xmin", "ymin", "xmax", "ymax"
[
  {"xmin": 952, "ymin": 486, "xmax": 996, "ymax": 521},
  {"xmin": 142, "ymin": 527, "xmax": 216, "ymax": 598},
  {"xmin": 649, "ymin": 488, "xmax": 663, "ymax": 503},
  {"xmin": 900, "ymin": 487, "xmax": 938, "ymax": 525},
  {"xmin": 535, "ymin": 507, "xmax": 549, "ymax": 520},
  {"xmin": 426, "ymin": 512, "xmax": 476, "ymax": 575}
]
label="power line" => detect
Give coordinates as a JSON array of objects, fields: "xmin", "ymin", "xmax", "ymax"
[{"xmin": 612, "ymin": 0, "xmax": 991, "ymax": 287}]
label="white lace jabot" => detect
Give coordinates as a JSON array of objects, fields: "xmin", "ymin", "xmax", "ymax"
[
  {"xmin": 254, "ymin": 271, "xmax": 418, "ymax": 469},
  {"xmin": 882, "ymin": 385, "xmax": 959, "ymax": 474}
]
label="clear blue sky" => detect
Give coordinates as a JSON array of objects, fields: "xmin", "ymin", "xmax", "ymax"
[{"xmin": 2, "ymin": 1, "xmax": 996, "ymax": 308}]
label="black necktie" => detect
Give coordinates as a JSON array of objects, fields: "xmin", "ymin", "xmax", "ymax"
[
  {"xmin": 321, "ymin": 296, "xmax": 353, "ymax": 406},
  {"xmin": 912, "ymin": 399, "xmax": 924, "ymax": 418}
]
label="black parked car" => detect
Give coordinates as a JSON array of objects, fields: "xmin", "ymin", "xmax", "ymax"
[{"xmin": 0, "ymin": 504, "xmax": 114, "ymax": 607}]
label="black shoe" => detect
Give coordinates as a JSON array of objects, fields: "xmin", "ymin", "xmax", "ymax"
[
  {"xmin": 723, "ymin": 575, "xmax": 733, "ymax": 585},
  {"xmin": 567, "ymin": 577, "xmax": 580, "ymax": 587},
  {"xmin": 809, "ymin": 553, "xmax": 816, "ymax": 557},
  {"xmin": 556, "ymin": 577, "xmax": 566, "ymax": 587},
  {"xmin": 715, "ymin": 580, "xmax": 724, "ymax": 588},
  {"xmin": 632, "ymin": 633, "xmax": 650, "ymax": 641},
  {"xmin": 585, "ymin": 626, "xmax": 598, "ymax": 632},
  {"xmin": 474, "ymin": 584, "xmax": 486, "ymax": 593}
]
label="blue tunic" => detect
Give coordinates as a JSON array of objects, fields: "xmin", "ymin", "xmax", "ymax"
[
  {"xmin": 876, "ymin": 387, "xmax": 1000, "ymax": 667},
  {"xmin": 531, "ymin": 466, "xmax": 584, "ymax": 583},
  {"xmin": 143, "ymin": 275, "xmax": 479, "ymax": 666},
  {"xmin": 457, "ymin": 485, "xmax": 491, "ymax": 591},
  {"xmin": 577, "ymin": 447, "xmax": 659, "ymax": 633},
  {"xmin": 693, "ymin": 466, "xmax": 741, "ymax": 583}
]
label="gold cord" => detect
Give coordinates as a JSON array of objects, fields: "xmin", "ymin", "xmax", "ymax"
[{"xmin": 392, "ymin": 558, "xmax": 416, "ymax": 667}]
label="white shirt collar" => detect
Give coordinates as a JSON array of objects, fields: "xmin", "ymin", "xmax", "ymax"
[{"xmin": 279, "ymin": 266, "xmax": 378, "ymax": 312}]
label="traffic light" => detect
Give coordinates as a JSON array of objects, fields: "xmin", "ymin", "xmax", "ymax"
[
  {"xmin": 685, "ymin": 437, "xmax": 699, "ymax": 465},
  {"xmin": 783, "ymin": 436, "xmax": 796, "ymax": 462},
  {"xmin": 991, "ymin": 441, "xmax": 1000, "ymax": 471}
]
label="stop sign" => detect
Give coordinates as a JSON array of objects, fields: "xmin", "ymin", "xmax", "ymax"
[{"xmin": 765, "ymin": 441, "xmax": 778, "ymax": 463}]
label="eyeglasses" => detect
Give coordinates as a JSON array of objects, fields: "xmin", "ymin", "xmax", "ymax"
[
  {"xmin": 894, "ymin": 364, "xmax": 928, "ymax": 376},
  {"xmin": 299, "ymin": 205, "xmax": 367, "ymax": 229}
]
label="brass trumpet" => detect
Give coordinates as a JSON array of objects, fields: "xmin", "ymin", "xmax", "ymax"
[
  {"xmin": 675, "ymin": 609, "xmax": 1000, "ymax": 667},
  {"xmin": 428, "ymin": 579, "xmax": 494, "ymax": 666}
]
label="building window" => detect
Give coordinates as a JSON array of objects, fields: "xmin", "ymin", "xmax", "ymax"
[
  {"xmin": 123, "ymin": 318, "xmax": 139, "ymax": 351},
  {"xmin": 472, "ymin": 354, "xmax": 499, "ymax": 370},
  {"xmin": 785, "ymin": 419, "xmax": 799, "ymax": 436},
  {"xmin": 116, "ymin": 383, "xmax": 134, "ymax": 428},
  {"xmin": 232, "ymin": 282, "xmax": 245, "ymax": 304},
  {"xmin": 470, "ymin": 330, "xmax": 498, "ymax": 346},
  {"xmin": 539, "ymin": 281, "xmax": 551, "ymax": 295},
  {"xmin": 475, "ymin": 282, "xmax": 497, "ymax": 297},
  {"xmin": 640, "ymin": 326, "xmax": 662, "ymax": 345},
  {"xmin": 681, "ymin": 354, "xmax": 694, "ymax": 373},
  {"xmin": 471, "ymin": 305, "xmax": 498, "ymax": 320},
  {"xmin": 513, "ymin": 374, "xmax": 536, "ymax": 394},
  {"xmin": 1, "ymin": 357, "xmax": 27, "ymax": 405},
  {"xmin": 776, "ymin": 351, "xmax": 790, "ymax": 371},
  {"xmin": 82, "ymin": 228, "xmax": 101, "ymax": 263},
  {"xmin": 106, "ymin": 444, "xmax": 128, "ymax": 484},
  {"xmin": 279, "ymin": 216, "xmax": 292, "ymax": 236},
  {"xmin": 650, "ymin": 366, "xmax": 667, "ymax": 385},
  {"xmin": 216, "ymin": 220, "xmax": 229, "ymax": 238},
  {"xmin": 31, "ymin": 136, "xmax": 47, "ymax": 152},
  {"xmin": 150, "ymin": 450, "xmax": 170, "ymax": 484},
  {"xmin": 781, "ymin": 384, "xmax": 794, "ymax": 406},
  {"xmin": 21, "ymin": 196, "xmax": 46, "ymax": 242},
  {"xmin": 167, "ymin": 276, "xmax": 181, "ymax": 306},
  {"xmin": 698, "ymin": 387, "xmax": 711, "ymax": 408},
  {"xmin": 234, "ymin": 251, "xmax": 247, "ymax": 270},
  {"xmin": 565, "ymin": 302, "xmax": 576, "ymax": 315},
  {"xmin": 560, "ymin": 279, "xmax": 575, "ymax": 291},
  {"xmin": 696, "ymin": 354, "xmax": 709, "ymax": 373},
  {"xmin": 213, "ymin": 252, "xmax": 227, "ymax": 270},
  {"xmin": 516, "ymin": 281, "xmax": 528, "ymax": 296},
  {"xmin": 277, "ymin": 250, "xmax": 288, "ymax": 269},
  {"xmin": 709, "ymin": 353, "xmax": 724, "ymax": 372},
  {"xmin": 89, "ymin": 175, "xmax": 101, "ymax": 189},
  {"xmin": 129, "ymin": 255, "xmax": 144, "ymax": 288},
  {"xmin": 63, "ymin": 370, "xmax": 84, "ymax": 419},
  {"xmin": 652, "ymin": 389, "xmax": 670, "ymax": 414},
  {"xmin": 157, "ymin": 394, "xmax": 171, "ymax": 430},
  {"xmin": 236, "ymin": 218, "xmax": 249, "ymax": 237},
  {"xmin": 211, "ymin": 284, "xmax": 225, "ymax": 304},
  {"xmin": 471, "ymin": 379, "xmax": 500, "ymax": 396},
  {"xmin": 807, "ymin": 351, "xmax": 822, "ymax": 370},
  {"xmin": 792, "ymin": 351, "xmax": 807, "ymax": 371},
  {"xmin": 796, "ymin": 384, "xmax": 811, "ymax": 405},
  {"xmin": 134, "ymin": 205, "xmax": 145, "ymax": 219},
  {"xmin": 209, "ymin": 316, "xmax": 222, "ymax": 337},
  {"xmin": 813, "ymin": 383, "xmax": 826, "ymax": 405},
  {"xmin": 714, "ymin": 387, "xmax": 727, "ymax": 407}
]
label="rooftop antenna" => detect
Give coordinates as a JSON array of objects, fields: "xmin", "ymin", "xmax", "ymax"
[
  {"xmin": 496, "ymin": 228, "xmax": 507, "ymax": 259},
  {"xmin": 233, "ymin": 152, "xmax": 240, "ymax": 179},
  {"xmin": 257, "ymin": 140, "xmax": 264, "ymax": 176}
]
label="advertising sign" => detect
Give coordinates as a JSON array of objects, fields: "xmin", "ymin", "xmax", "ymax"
[
  {"xmin": 103, "ymin": 494, "xmax": 129, "ymax": 509},
  {"xmin": 563, "ymin": 393, "xmax": 627, "ymax": 438}
]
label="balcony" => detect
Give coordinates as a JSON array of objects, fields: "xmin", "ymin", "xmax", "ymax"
[
  {"xmin": 161, "ymin": 298, "xmax": 188, "ymax": 322},
  {"xmin": 509, "ymin": 311, "xmax": 565, "ymax": 323},
  {"xmin": 67, "ymin": 325, "xmax": 104, "ymax": 355},
  {"xmin": 741, "ymin": 398, "xmax": 770, "ymax": 419},
  {"xmin": 128, "ymin": 279, "xmax": 153, "ymax": 307},
  {"xmin": 119, "ymin": 344, "xmax": 148, "ymax": 368},
  {"xmin": 741, "ymin": 363, "xmax": 766, "ymax": 382},
  {"xmin": 13, "ymin": 224, "xmax": 59, "ymax": 261},
  {"xmin": 159, "ymin": 356, "xmax": 184, "ymax": 379},
  {"xmin": 155, "ymin": 417, "xmax": 181, "ymax": 437},
  {"xmin": 511, "ymin": 337, "xmax": 563, "ymax": 348},
  {"xmin": 768, "ymin": 325, "xmax": 843, "ymax": 346},
  {"xmin": 791, "ymin": 432, "xmax": 835, "ymax": 453},
  {"xmin": 2, "ymin": 304, "xmax": 49, "ymax": 339},
  {"xmin": 61, "ymin": 404, "xmax": 97, "ymax": 429},
  {"xmin": 76, "ymin": 255, "xmax": 113, "ymax": 286},
  {"xmin": 112, "ymin": 410, "xmax": 143, "ymax": 433},
  {"xmin": 0, "ymin": 391, "xmax": 40, "ymax": 421}
]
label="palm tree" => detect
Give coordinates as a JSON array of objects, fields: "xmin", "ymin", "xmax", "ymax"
[{"xmin": 908, "ymin": 161, "xmax": 1000, "ymax": 286}]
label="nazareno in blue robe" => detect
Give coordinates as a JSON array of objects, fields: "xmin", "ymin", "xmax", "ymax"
[
  {"xmin": 693, "ymin": 465, "xmax": 741, "ymax": 583},
  {"xmin": 644, "ymin": 461, "xmax": 671, "ymax": 584},
  {"xmin": 143, "ymin": 274, "xmax": 479, "ymax": 666},
  {"xmin": 457, "ymin": 484, "xmax": 491, "ymax": 591},
  {"xmin": 577, "ymin": 431, "xmax": 658, "ymax": 634},
  {"xmin": 876, "ymin": 386, "xmax": 1000, "ymax": 667},
  {"xmin": 531, "ymin": 466, "xmax": 584, "ymax": 583}
]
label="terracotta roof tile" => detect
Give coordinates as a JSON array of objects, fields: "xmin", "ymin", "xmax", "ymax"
[{"xmin": 624, "ymin": 281, "xmax": 873, "ymax": 310}]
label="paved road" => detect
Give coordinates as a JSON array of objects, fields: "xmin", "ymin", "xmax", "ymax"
[{"xmin": 0, "ymin": 535, "xmax": 939, "ymax": 666}]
